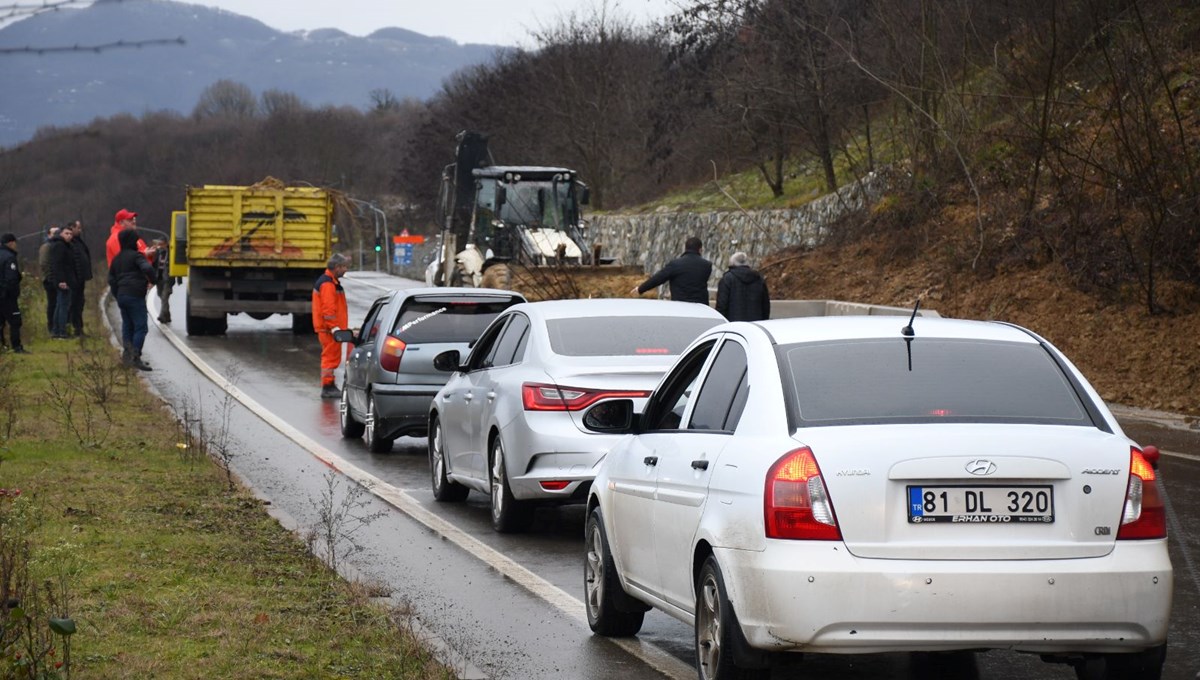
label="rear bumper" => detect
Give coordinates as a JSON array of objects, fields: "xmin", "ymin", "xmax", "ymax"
[
  {"xmin": 504, "ymin": 414, "xmax": 620, "ymax": 502},
  {"xmin": 372, "ymin": 384, "xmax": 441, "ymax": 438},
  {"xmin": 716, "ymin": 539, "xmax": 1172, "ymax": 655}
]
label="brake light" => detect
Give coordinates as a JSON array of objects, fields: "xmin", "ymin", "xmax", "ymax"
[
  {"xmin": 1117, "ymin": 446, "xmax": 1166, "ymax": 539},
  {"xmin": 539, "ymin": 480, "xmax": 570, "ymax": 491},
  {"xmin": 379, "ymin": 335, "xmax": 407, "ymax": 373},
  {"xmin": 764, "ymin": 447, "xmax": 841, "ymax": 540},
  {"xmin": 521, "ymin": 383, "xmax": 650, "ymax": 412}
]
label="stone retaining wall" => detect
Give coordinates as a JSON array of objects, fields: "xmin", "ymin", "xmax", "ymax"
[{"xmin": 587, "ymin": 169, "xmax": 893, "ymax": 291}]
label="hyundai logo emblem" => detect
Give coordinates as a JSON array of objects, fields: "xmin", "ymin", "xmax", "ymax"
[{"xmin": 965, "ymin": 459, "xmax": 997, "ymax": 476}]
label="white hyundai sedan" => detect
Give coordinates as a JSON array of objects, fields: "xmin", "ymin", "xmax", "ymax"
[
  {"xmin": 584, "ymin": 315, "xmax": 1172, "ymax": 680},
  {"xmin": 428, "ymin": 298, "xmax": 725, "ymax": 532}
]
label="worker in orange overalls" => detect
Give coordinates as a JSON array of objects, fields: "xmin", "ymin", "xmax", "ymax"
[{"xmin": 312, "ymin": 253, "xmax": 350, "ymax": 399}]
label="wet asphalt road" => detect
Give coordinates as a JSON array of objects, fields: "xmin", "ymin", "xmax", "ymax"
[{"xmin": 116, "ymin": 272, "xmax": 1200, "ymax": 680}]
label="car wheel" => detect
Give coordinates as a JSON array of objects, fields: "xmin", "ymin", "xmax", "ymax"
[
  {"xmin": 339, "ymin": 385, "xmax": 364, "ymax": 438},
  {"xmin": 490, "ymin": 437, "xmax": 534, "ymax": 533},
  {"xmin": 696, "ymin": 557, "xmax": 770, "ymax": 680},
  {"xmin": 1074, "ymin": 644, "xmax": 1166, "ymax": 680},
  {"xmin": 364, "ymin": 394, "xmax": 394, "ymax": 453},
  {"xmin": 429, "ymin": 417, "xmax": 467, "ymax": 502},
  {"xmin": 584, "ymin": 507, "xmax": 645, "ymax": 636}
]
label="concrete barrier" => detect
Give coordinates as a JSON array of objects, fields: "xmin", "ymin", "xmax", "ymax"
[{"xmin": 770, "ymin": 299, "xmax": 941, "ymax": 319}]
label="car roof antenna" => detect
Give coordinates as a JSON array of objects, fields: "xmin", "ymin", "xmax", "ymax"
[
  {"xmin": 901, "ymin": 298, "xmax": 921, "ymax": 371},
  {"xmin": 901, "ymin": 299, "xmax": 921, "ymax": 338}
]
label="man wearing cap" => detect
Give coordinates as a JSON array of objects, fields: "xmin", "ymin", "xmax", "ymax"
[
  {"xmin": 106, "ymin": 209, "xmax": 155, "ymax": 267},
  {"xmin": 0, "ymin": 233, "xmax": 27, "ymax": 354}
]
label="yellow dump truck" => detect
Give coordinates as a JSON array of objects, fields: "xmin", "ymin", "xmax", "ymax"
[{"xmin": 169, "ymin": 182, "xmax": 334, "ymax": 336}]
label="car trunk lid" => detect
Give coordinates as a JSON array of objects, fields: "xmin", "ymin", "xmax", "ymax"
[{"xmin": 796, "ymin": 423, "xmax": 1132, "ymax": 560}]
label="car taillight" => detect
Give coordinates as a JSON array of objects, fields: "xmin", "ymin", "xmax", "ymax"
[
  {"xmin": 379, "ymin": 335, "xmax": 407, "ymax": 373},
  {"xmin": 1117, "ymin": 446, "xmax": 1166, "ymax": 540},
  {"xmin": 764, "ymin": 447, "xmax": 841, "ymax": 540},
  {"xmin": 521, "ymin": 382, "xmax": 650, "ymax": 412}
]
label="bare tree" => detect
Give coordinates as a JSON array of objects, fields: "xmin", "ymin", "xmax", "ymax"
[{"xmin": 192, "ymin": 79, "xmax": 259, "ymax": 121}]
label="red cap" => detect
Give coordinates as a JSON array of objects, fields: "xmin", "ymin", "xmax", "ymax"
[{"xmin": 114, "ymin": 209, "xmax": 137, "ymax": 222}]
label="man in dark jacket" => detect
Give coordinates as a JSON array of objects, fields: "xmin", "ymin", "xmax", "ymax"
[
  {"xmin": 716, "ymin": 251, "xmax": 771, "ymax": 322},
  {"xmin": 0, "ymin": 233, "xmax": 27, "ymax": 354},
  {"xmin": 47, "ymin": 226, "xmax": 78, "ymax": 339},
  {"xmin": 38, "ymin": 225, "xmax": 58, "ymax": 333},
  {"xmin": 109, "ymin": 228, "xmax": 156, "ymax": 371},
  {"xmin": 630, "ymin": 236, "xmax": 713, "ymax": 305},
  {"xmin": 65, "ymin": 220, "xmax": 93, "ymax": 337}
]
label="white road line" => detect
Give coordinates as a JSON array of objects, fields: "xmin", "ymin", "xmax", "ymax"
[
  {"xmin": 1160, "ymin": 449, "xmax": 1200, "ymax": 463},
  {"xmin": 148, "ymin": 308, "xmax": 694, "ymax": 680}
]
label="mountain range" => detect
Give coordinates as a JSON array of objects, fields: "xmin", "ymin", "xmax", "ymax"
[{"xmin": 0, "ymin": 0, "xmax": 503, "ymax": 148}]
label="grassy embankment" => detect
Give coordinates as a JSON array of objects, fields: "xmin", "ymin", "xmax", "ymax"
[{"xmin": 0, "ymin": 288, "xmax": 451, "ymax": 679}]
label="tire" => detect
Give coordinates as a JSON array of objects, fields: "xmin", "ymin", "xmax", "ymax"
[
  {"xmin": 490, "ymin": 436, "xmax": 534, "ymax": 533},
  {"xmin": 584, "ymin": 507, "xmax": 645, "ymax": 636},
  {"xmin": 291, "ymin": 312, "xmax": 313, "ymax": 335},
  {"xmin": 364, "ymin": 394, "xmax": 394, "ymax": 453},
  {"xmin": 208, "ymin": 314, "xmax": 227, "ymax": 335},
  {"xmin": 339, "ymin": 385, "xmax": 365, "ymax": 438},
  {"xmin": 429, "ymin": 417, "xmax": 468, "ymax": 502},
  {"xmin": 1074, "ymin": 645, "xmax": 1166, "ymax": 680},
  {"xmin": 185, "ymin": 298, "xmax": 207, "ymax": 337},
  {"xmin": 696, "ymin": 557, "xmax": 770, "ymax": 680}
]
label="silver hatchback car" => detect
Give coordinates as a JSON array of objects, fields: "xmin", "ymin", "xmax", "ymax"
[{"xmin": 337, "ymin": 287, "xmax": 526, "ymax": 452}]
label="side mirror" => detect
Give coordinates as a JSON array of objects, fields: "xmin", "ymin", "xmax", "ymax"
[
  {"xmin": 433, "ymin": 349, "xmax": 462, "ymax": 373},
  {"xmin": 579, "ymin": 186, "xmax": 590, "ymax": 206},
  {"xmin": 583, "ymin": 399, "xmax": 636, "ymax": 433},
  {"xmin": 495, "ymin": 185, "xmax": 507, "ymax": 208},
  {"xmin": 332, "ymin": 329, "xmax": 356, "ymax": 344}
]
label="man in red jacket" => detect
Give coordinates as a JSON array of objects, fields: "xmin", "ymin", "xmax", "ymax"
[
  {"xmin": 105, "ymin": 209, "xmax": 155, "ymax": 266},
  {"xmin": 312, "ymin": 253, "xmax": 350, "ymax": 399}
]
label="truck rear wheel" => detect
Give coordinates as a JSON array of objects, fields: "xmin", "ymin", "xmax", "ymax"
[
  {"xmin": 186, "ymin": 299, "xmax": 207, "ymax": 337},
  {"xmin": 208, "ymin": 314, "xmax": 227, "ymax": 335},
  {"xmin": 291, "ymin": 313, "xmax": 313, "ymax": 334}
]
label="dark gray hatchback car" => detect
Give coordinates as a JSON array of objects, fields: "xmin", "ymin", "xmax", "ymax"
[{"xmin": 337, "ymin": 287, "xmax": 526, "ymax": 452}]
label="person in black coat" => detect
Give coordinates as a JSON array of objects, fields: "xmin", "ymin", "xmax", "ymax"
[
  {"xmin": 108, "ymin": 228, "xmax": 157, "ymax": 371},
  {"xmin": 65, "ymin": 220, "xmax": 93, "ymax": 337},
  {"xmin": 0, "ymin": 233, "xmax": 26, "ymax": 353},
  {"xmin": 716, "ymin": 251, "xmax": 771, "ymax": 322},
  {"xmin": 630, "ymin": 236, "xmax": 713, "ymax": 305},
  {"xmin": 46, "ymin": 227, "xmax": 79, "ymax": 339}
]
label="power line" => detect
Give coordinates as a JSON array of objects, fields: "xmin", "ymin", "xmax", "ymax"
[
  {"xmin": 0, "ymin": 36, "xmax": 185, "ymax": 54},
  {"xmin": 0, "ymin": 0, "xmax": 185, "ymax": 54}
]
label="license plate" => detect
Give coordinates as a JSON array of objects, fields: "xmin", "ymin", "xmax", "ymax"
[{"xmin": 907, "ymin": 485, "xmax": 1054, "ymax": 524}]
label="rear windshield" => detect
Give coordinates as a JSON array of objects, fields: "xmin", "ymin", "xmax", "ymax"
[
  {"xmin": 782, "ymin": 338, "xmax": 1092, "ymax": 426},
  {"xmin": 546, "ymin": 316, "xmax": 721, "ymax": 357},
  {"xmin": 391, "ymin": 297, "xmax": 520, "ymax": 344}
]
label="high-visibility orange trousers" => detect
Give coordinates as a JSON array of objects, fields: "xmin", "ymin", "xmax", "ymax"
[{"xmin": 318, "ymin": 331, "xmax": 341, "ymax": 387}]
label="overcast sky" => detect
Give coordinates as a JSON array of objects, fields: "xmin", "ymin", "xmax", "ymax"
[{"xmin": 182, "ymin": 0, "xmax": 682, "ymax": 46}]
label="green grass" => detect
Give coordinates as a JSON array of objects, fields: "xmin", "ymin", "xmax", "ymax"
[{"xmin": 1, "ymin": 291, "xmax": 451, "ymax": 679}]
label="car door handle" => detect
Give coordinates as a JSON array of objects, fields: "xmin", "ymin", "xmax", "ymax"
[
  {"xmin": 691, "ymin": 459, "xmax": 709, "ymax": 470},
  {"xmin": 644, "ymin": 456, "xmax": 658, "ymax": 466}
]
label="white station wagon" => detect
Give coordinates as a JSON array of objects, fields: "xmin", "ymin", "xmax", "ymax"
[{"xmin": 583, "ymin": 315, "xmax": 1172, "ymax": 680}]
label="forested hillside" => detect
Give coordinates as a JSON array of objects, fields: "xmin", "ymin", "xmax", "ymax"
[{"xmin": 2, "ymin": 0, "xmax": 1197, "ymax": 413}]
